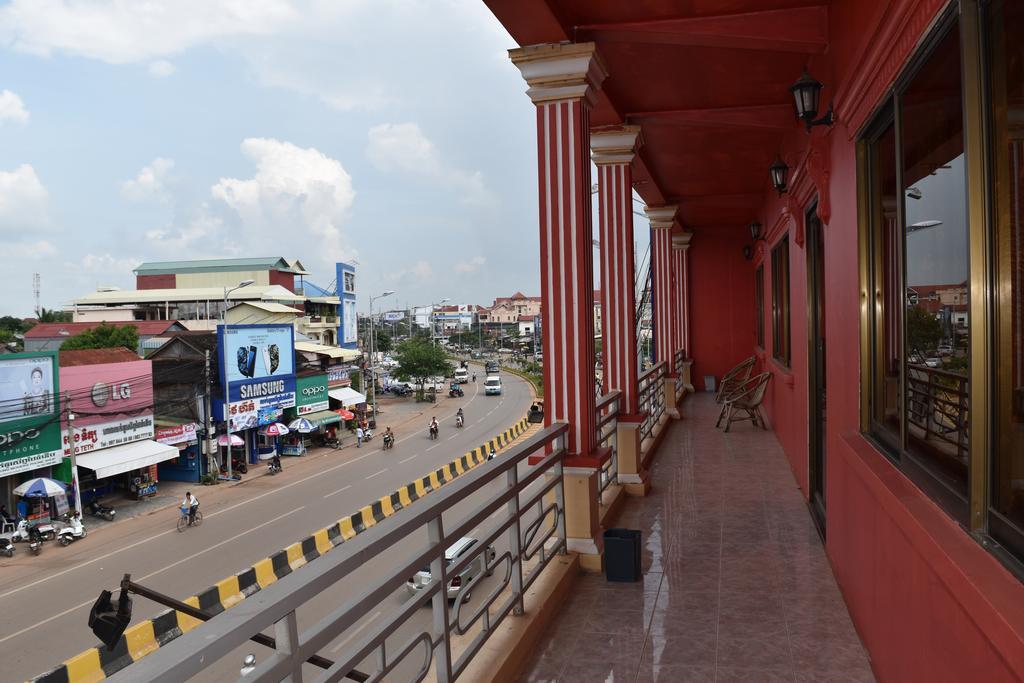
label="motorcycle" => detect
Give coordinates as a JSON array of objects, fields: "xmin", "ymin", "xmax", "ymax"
[
  {"xmin": 455, "ymin": 414, "xmax": 464, "ymax": 428},
  {"xmin": 28, "ymin": 526, "xmax": 42, "ymax": 555},
  {"xmin": 323, "ymin": 435, "xmax": 340, "ymax": 450},
  {"xmin": 267, "ymin": 458, "xmax": 282, "ymax": 475},
  {"xmin": 57, "ymin": 512, "xmax": 87, "ymax": 546},
  {"xmin": 362, "ymin": 428, "xmax": 374, "ymax": 442},
  {"xmin": 13, "ymin": 518, "xmax": 55, "ymax": 542},
  {"xmin": 87, "ymin": 498, "xmax": 116, "ymax": 522},
  {"xmin": 382, "ymin": 433, "xmax": 394, "ymax": 450},
  {"xmin": 0, "ymin": 535, "xmax": 12, "ymax": 557},
  {"xmin": 429, "ymin": 424, "xmax": 439, "ymax": 440}
]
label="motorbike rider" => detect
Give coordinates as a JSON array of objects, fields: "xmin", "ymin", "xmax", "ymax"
[
  {"xmin": 271, "ymin": 453, "xmax": 282, "ymax": 472},
  {"xmin": 183, "ymin": 491, "xmax": 199, "ymax": 526},
  {"xmin": 383, "ymin": 426, "xmax": 394, "ymax": 448},
  {"xmin": 456, "ymin": 408, "xmax": 465, "ymax": 427},
  {"xmin": 429, "ymin": 416, "xmax": 439, "ymax": 437}
]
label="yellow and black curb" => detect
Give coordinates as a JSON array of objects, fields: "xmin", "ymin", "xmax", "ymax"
[{"xmin": 33, "ymin": 416, "xmax": 532, "ymax": 683}]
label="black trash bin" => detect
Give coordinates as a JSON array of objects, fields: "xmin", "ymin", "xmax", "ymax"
[{"xmin": 604, "ymin": 528, "xmax": 641, "ymax": 582}]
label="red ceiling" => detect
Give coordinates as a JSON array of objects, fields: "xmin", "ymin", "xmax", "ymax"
[{"xmin": 485, "ymin": 0, "xmax": 830, "ymax": 228}]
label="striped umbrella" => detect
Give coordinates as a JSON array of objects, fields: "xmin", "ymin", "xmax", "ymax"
[
  {"xmin": 287, "ymin": 418, "xmax": 316, "ymax": 433},
  {"xmin": 13, "ymin": 477, "xmax": 68, "ymax": 498},
  {"xmin": 217, "ymin": 434, "xmax": 245, "ymax": 446},
  {"xmin": 259, "ymin": 422, "xmax": 290, "ymax": 437},
  {"xmin": 335, "ymin": 409, "xmax": 355, "ymax": 420}
]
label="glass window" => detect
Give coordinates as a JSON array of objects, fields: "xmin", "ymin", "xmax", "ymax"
[
  {"xmin": 986, "ymin": 0, "xmax": 1024, "ymax": 559},
  {"xmin": 755, "ymin": 265, "xmax": 765, "ymax": 348},
  {"xmin": 771, "ymin": 237, "xmax": 791, "ymax": 366},
  {"xmin": 900, "ymin": 21, "xmax": 970, "ymax": 498}
]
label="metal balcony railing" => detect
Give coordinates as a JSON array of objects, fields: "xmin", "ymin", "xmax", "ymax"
[
  {"xmin": 595, "ymin": 391, "xmax": 621, "ymax": 505},
  {"xmin": 906, "ymin": 363, "xmax": 969, "ymax": 463},
  {"xmin": 673, "ymin": 348, "xmax": 686, "ymax": 398},
  {"xmin": 111, "ymin": 423, "xmax": 571, "ymax": 683},
  {"xmin": 638, "ymin": 361, "xmax": 667, "ymax": 443}
]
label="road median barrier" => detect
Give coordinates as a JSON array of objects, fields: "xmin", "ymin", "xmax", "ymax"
[{"xmin": 32, "ymin": 415, "xmax": 532, "ymax": 683}]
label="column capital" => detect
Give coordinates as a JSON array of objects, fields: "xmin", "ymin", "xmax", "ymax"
[
  {"xmin": 509, "ymin": 42, "xmax": 607, "ymax": 106},
  {"xmin": 590, "ymin": 125, "xmax": 642, "ymax": 165},
  {"xmin": 644, "ymin": 204, "xmax": 678, "ymax": 229},
  {"xmin": 672, "ymin": 232, "xmax": 693, "ymax": 250}
]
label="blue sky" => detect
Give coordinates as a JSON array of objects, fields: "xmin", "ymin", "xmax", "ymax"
[{"xmin": 0, "ymin": 0, "xmax": 653, "ymax": 316}]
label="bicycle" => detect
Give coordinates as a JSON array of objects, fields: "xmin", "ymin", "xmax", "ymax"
[{"xmin": 177, "ymin": 506, "xmax": 203, "ymax": 532}]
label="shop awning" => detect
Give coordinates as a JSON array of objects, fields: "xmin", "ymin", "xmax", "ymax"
[
  {"xmin": 75, "ymin": 440, "xmax": 180, "ymax": 479},
  {"xmin": 328, "ymin": 387, "xmax": 366, "ymax": 407},
  {"xmin": 294, "ymin": 342, "xmax": 362, "ymax": 361},
  {"xmin": 303, "ymin": 409, "xmax": 342, "ymax": 426}
]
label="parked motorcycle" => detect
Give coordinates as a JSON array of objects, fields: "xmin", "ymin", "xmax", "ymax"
[
  {"xmin": 87, "ymin": 499, "xmax": 116, "ymax": 522},
  {"xmin": 362, "ymin": 428, "xmax": 374, "ymax": 442},
  {"xmin": 323, "ymin": 435, "xmax": 340, "ymax": 450},
  {"xmin": 0, "ymin": 534, "xmax": 13, "ymax": 557},
  {"xmin": 27, "ymin": 526, "xmax": 42, "ymax": 555},
  {"xmin": 57, "ymin": 512, "xmax": 87, "ymax": 546}
]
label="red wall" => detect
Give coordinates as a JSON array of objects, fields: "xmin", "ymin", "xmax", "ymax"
[
  {"xmin": 688, "ymin": 226, "xmax": 754, "ymax": 392},
  {"xmin": 269, "ymin": 270, "xmax": 295, "ymax": 292},
  {"xmin": 740, "ymin": 0, "xmax": 1024, "ymax": 679},
  {"xmin": 136, "ymin": 274, "xmax": 175, "ymax": 290}
]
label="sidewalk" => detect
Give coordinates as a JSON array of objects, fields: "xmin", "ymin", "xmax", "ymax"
[{"xmin": 84, "ymin": 391, "xmax": 473, "ymax": 529}]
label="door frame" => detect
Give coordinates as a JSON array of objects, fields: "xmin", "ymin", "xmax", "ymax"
[{"xmin": 806, "ymin": 201, "xmax": 827, "ymax": 538}]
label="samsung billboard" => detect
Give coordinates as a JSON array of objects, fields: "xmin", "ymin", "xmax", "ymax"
[{"xmin": 218, "ymin": 324, "xmax": 295, "ymax": 385}]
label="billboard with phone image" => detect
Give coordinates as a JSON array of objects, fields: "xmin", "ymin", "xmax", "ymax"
[
  {"xmin": 0, "ymin": 353, "xmax": 57, "ymax": 424},
  {"xmin": 218, "ymin": 324, "xmax": 294, "ymax": 385}
]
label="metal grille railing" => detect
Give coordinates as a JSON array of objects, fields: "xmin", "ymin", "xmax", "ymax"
[
  {"xmin": 111, "ymin": 424, "xmax": 571, "ymax": 683},
  {"xmin": 906, "ymin": 364, "xmax": 969, "ymax": 463},
  {"xmin": 673, "ymin": 348, "xmax": 686, "ymax": 398},
  {"xmin": 595, "ymin": 391, "xmax": 621, "ymax": 505},
  {"xmin": 638, "ymin": 361, "xmax": 667, "ymax": 443}
]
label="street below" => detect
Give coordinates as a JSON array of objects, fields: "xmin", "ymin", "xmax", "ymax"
[{"xmin": 4, "ymin": 370, "xmax": 532, "ymax": 683}]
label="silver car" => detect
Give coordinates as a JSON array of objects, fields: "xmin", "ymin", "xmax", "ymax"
[{"xmin": 406, "ymin": 537, "xmax": 496, "ymax": 601}]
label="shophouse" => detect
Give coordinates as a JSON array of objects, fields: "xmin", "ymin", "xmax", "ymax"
[{"xmin": 24, "ymin": 321, "xmax": 187, "ymax": 355}]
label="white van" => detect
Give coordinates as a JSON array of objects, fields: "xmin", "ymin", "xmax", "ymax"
[
  {"xmin": 484, "ymin": 376, "xmax": 502, "ymax": 396},
  {"xmin": 454, "ymin": 367, "xmax": 470, "ymax": 384}
]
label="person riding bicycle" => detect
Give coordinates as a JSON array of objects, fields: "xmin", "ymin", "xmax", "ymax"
[{"xmin": 183, "ymin": 491, "xmax": 199, "ymax": 526}]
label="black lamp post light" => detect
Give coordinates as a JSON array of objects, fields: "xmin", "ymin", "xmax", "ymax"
[
  {"xmin": 769, "ymin": 156, "xmax": 789, "ymax": 196},
  {"xmin": 790, "ymin": 69, "xmax": 835, "ymax": 132},
  {"xmin": 749, "ymin": 221, "xmax": 765, "ymax": 242}
]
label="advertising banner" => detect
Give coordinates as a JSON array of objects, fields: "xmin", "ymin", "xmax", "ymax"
[
  {"xmin": 0, "ymin": 353, "xmax": 57, "ymax": 424},
  {"xmin": 155, "ymin": 423, "xmax": 198, "ymax": 445},
  {"xmin": 383, "ymin": 311, "xmax": 405, "ymax": 322},
  {"xmin": 0, "ymin": 352, "xmax": 62, "ymax": 477},
  {"xmin": 215, "ymin": 377, "xmax": 295, "ymax": 432},
  {"xmin": 60, "ymin": 359, "xmax": 154, "ymax": 428},
  {"xmin": 295, "ymin": 374, "xmax": 329, "ymax": 414},
  {"xmin": 327, "ymin": 364, "xmax": 356, "ymax": 387},
  {"xmin": 343, "ymin": 301, "xmax": 357, "ymax": 344},
  {"xmin": 219, "ymin": 324, "xmax": 295, "ymax": 385},
  {"xmin": 63, "ymin": 414, "xmax": 155, "ymax": 456}
]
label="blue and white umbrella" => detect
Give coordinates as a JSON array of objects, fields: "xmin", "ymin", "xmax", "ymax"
[
  {"xmin": 13, "ymin": 477, "xmax": 68, "ymax": 498},
  {"xmin": 287, "ymin": 418, "xmax": 316, "ymax": 433}
]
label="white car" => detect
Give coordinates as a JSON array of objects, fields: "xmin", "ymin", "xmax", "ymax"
[
  {"xmin": 925, "ymin": 357, "xmax": 941, "ymax": 368},
  {"xmin": 406, "ymin": 537, "xmax": 495, "ymax": 601},
  {"xmin": 484, "ymin": 376, "xmax": 502, "ymax": 396},
  {"xmin": 454, "ymin": 367, "xmax": 470, "ymax": 384}
]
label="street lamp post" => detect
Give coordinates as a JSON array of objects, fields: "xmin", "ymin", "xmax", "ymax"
[
  {"xmin": 222, "ymin": 280, "xmax": 254, "ymax": 480},
  {"xmin": 431, "ymin": 298, "xmax": 449, "ymax": 346},
  {"xmin": 368, "ymin": 290, "xmax": 396, "ymax": 426}
]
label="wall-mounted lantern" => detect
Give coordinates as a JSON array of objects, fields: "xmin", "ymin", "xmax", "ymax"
[
  {"xmin": 769, "ymin": 156, "xmax": 789, "ymax": 197},
  {"xmin": 790, "ymin": 69, "xmax": 835, "ymax": 132}
]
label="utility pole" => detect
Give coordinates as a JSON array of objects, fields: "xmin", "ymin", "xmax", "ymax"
[
  {"xmin": 64, "ymin": 392, "xmax": 83, "ymax": 514},
  {"xmin": 204, "ymin": 349, "xmax": 215, "ymax": 482}
]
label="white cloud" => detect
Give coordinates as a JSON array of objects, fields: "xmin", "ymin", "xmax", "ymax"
[
  {"xmin": 0, "ymin": 0, "xmax": 297, "ymax": 63},
  {"xmin": 212, "ymin": 138, "xmax": 356, "ymax": 265},
  {"xmin": 76, "ymin": 252, "xmax": 140, "ymax": 276},
  {"xmin": 0, "ymin": 89, "xmax": 29, "ymax": 124},
  {"xmin": 455, "ymin": 256, "xmax": 485, "ymax": 274},
  {"xmin": 0, "ymin": 164, "xmax": 49, "ymax": 233},
  {"xmin": 367, "ymin": 122, "xmax": 494, "ymax": 206},
  {"xmin": 148, "ymin": 59, "xmax": 176, "ymax": 77},
  {"xmin": 121, "ymin": 157, "xmax": 175, "ymax": 201},
  {"xmin": 7, "ymin": 239, "xmax": 57, "ymax": 259}
]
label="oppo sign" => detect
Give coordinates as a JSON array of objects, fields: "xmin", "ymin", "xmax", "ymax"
[
  {"xmin": 302, "ymin": 386, "xmax": 325, "ymax": 397},
  {"xmin": 296, "ymin": 375, "xmax": 329, "ymax": 415},
  {"xmin": 0, "ymin": 427, "xmax": 41, "ymax": 447}
]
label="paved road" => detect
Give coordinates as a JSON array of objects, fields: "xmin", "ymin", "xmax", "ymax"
[{"xmin": 4, "ymin": 370, "xmax": 532, "ymax": 683}]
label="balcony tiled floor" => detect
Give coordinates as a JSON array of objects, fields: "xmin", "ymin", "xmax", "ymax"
[{"xmin": 517, "ymin": 394, "xmax": 875, "ymax": 683}]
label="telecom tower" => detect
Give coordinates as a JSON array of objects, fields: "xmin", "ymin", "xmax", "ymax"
[{"xmin": 33, "ymin": 273, "xmax": 40, "ymax": 315}]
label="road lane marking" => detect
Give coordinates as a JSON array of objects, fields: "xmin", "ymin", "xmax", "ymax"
[
  {"xmin": 399, "ymin": 455, "xmax": 417, "ymax": 464},
  {"xmin": 324, "ymin": 485, "xmax": 352, "ymax": 499},
  {"xmin": 0, "ymin": 507, "xmax": 308, "ymax": 646},
  {"xmin": 365, "ymin": 469, "xmax": 388, "ymax": 480},
  {"xmin": 330, "ymin": 610, "xmax": 382, "ymax": 653},
  {"xmin": 426, "ymin": 444, "xmax": 439, "ymax": 451},
  {"xmin": 447, "ymin": 434, "xmax": 458, "ymax": 441}
]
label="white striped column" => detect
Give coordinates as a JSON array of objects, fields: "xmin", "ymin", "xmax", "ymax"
[
  {"xmin": 645, "ymin": 205, "xmax": 678, "ymax": 373},
  {"xmin": 511, "ymin": 42, "xmax": 609, "ymax": 571},
  {"xmin": 673, "ymin": 232, "xmax": 694, "ymax": 396},
  {"xmin": 592, "ymin": 126, "xmax": 650, "ymax": 495},
  {"xmin": 591, "ymin": 126, "xmax": 642, "ymax": 417}
]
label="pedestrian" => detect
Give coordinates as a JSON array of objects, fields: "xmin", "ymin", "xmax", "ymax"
[{"xmin": 356, "ymin": 425, "xmax": 363, "ymax": 448}]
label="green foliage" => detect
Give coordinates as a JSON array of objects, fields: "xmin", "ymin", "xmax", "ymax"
[
  {"xmin": 394, "ymin": 338, "xmax": 451, "ymax": 391},
  {"xmin": 37, "ymin": 308, "xmax": 72, "ymax": 323},
  {"xmin": 375, "ymin": 331, "xmax": 393, "ymax": 354},
  {"xmin": 906, "ymin": 306, "xmax": 943, "ymax": 354},
  {"xmin": 350, "ymin": 370, "xmax": 362, "ymax": 393},
  {"xmin": 61, "ymin": 323, "xmax": 139, "ymax": 352}
]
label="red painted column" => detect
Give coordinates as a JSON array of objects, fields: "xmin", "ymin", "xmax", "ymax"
[
  {"xmin": 511, "ymin": 43, "xmax": 610, "ymax": 570},
  {"xmin": 645, "ymin": 205, "xmax": 678, "ymax": 374},
  {"xmin": 591, "ymin": 126, "xmax": 642, "ymax": 418}
]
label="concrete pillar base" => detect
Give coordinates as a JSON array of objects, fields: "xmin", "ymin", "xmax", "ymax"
[
  {"xmin": 663, "ymin": 376, "xmax": 681, "ymax": 419},
  {"xmin": 621, "ymin": 475, "xmax": 652, "ymax": 497},
  {"xmin": 616, "ymin": 419, "xmax": 650, "ymax": 497},
  {"xmin": 562, "ymin": 455, "xmax": 610, "ymax": 575}
]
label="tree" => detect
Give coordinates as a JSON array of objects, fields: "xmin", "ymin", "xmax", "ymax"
[
  {"xmin": 906, "ymin": 306, "xmax": 943, "ymax": 355},
  {"xmin": 61, "ymin": 324, "xmax": 139, "ymax": 352},
  {"xmin": 37, "ymin": 308, "xmax": 72, "ymax": 323},
  {"xmin": 375, "ymin": 331, "xmax": 393, "ymax": 355},
  {"xmin": 393, "ymin": 338, "xmax": 452, "ymax": 397}
]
